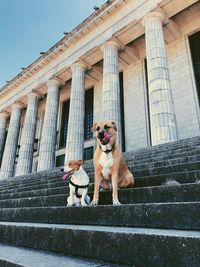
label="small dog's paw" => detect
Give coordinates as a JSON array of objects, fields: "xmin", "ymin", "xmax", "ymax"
[
  {"xmin": 81, "ymin": 202, "xmax": 88, "ymax": 207},
  {"xmin": 90, "ymin": 199, "xmax": 98, "ymax": 206},
  {"xmin": 113, "ymin": 199, "xmax": 121, "ymax": 206}
]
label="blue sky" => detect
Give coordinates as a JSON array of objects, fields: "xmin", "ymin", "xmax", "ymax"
[{"xmin": 0, "ymin": 0, "xmax": 106, "ymax": 89}]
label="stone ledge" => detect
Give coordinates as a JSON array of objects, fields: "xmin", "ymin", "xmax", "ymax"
[
  {"xmin": 0, "ymin": 223, "xmax": 199, "ymax": 266},
  {"xmin": 0, "ymin": 243, "xmax": 124, "ymax": 267},
  {"xmin": 0, "ymin": 202, "xmax": 199, "ymax": 230}
]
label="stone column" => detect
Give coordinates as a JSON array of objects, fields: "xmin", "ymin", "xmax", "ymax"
[
  {"xmin": 15, "ymin": 92, "xmax": 40, "ymax": 176},
  {"xmin": 0, "ymin": 112, "xmax": 9, "ymax": 164},
  {"xmin": 37, "ymin": 79, "xmax": 60, "ymax": 171},
  {"xmin": 142, "ymin": 12, "xmax": 178, "ymax": 145},
  {"xmin": 102, "ymin": 41, "xmax": 122, "ymax": 146},
  {"xmin": 0, "ymin": 104, "xmax": 23, "ymax": 179},
  {"xmin": 65, "ymin": 62, "xmax": 86, "ymax": 163}
]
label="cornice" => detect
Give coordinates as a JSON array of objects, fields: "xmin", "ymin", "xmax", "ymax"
[{"xmin": 0, "ymin": 0, "xmax": 120, "ymax": 95}]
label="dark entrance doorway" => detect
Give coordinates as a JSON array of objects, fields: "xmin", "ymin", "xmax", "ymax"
[{"xmin": 189, "ymin": 31, "xmax": 200, "ymax": 107}]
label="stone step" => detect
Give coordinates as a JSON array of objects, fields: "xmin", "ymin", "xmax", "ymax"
[
  {"xmin": 0, "ymin": 154, "xmax": 199, "ymax": 193},
  {"xmin": 0, "ymin": 136, "xmax": 199, "ymax": 189},
  {"xmin": 85, "ymin": 154, "xmax": 200, "ymax": 174},
  {"xmin": 83, "ymin": 147, "xmax": 200, "ymax": 172},
  {"xmin": 0, "ymin": 183, "xmax": 200, "ymax": 208},
  {"xmin": 128, "ymin": 154, "xmax": 200, "ymax": 169},
  {"xmin": 0, "ymin": 179, "xmax": 67, "ymax": 195},
  {"xmin": 1, "ymin": 168, "xmax": 200, "ymax": 201},
  {"xmin": 127, "ymin": 136, "xmax": 200, "ymax": 155},
  {"xmin": 132, "ymin": 170, "xmax": 200, "ymax": 187},
  {"xmin": 0, "ymin": 138, "xmax": 199, "ymax": 187},
  {"xmin": 0, "ymin": 172, "xmax": 66, "ymax": 192},
  {"xmin": 133, "ymin": 161, "xmax": 200, "ymax": 177},
  {"xmin": 126, "ymin": 144, "xmax": 200, "ymax": 161},
  {"xmin": 125, "ymin": 148, "xmax": 200, "ymax": 164},
  {"xmin": 83, "ymin": 138, "xmax": 200, "ymax": 167},
  {"xmin": 0, "ymin": 169, "xmax": 61, "ymax": 189},
  {"xmin": 87, "ymin": 161, "xmax": 200, "ymax": 179},
  {"xmin": 0, "ymin": 243, "xmax": 126, "ymax": 267},
  {"xmin": 0, "ymin": 222, "xmax": 199, "ymax": 266},
  {"xmin": 84, "ymin": 147, "xmax": 200, "ymax": 169},
  {"xmin": 0, "ymin": 169, "xmax": 200, "ymax": 200},
  {"xmin": 0, "ymin": 185, "xmax": 69, "ymax": 200},
  {"xmin": 0, "ymin": 202, "xmax": 199, "ymax": 230},
  {"xmin": 97, "ymin": 182, "xmax": 200, "ymax": 205}
]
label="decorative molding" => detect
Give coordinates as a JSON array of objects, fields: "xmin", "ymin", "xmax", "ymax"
[{"xmin": 141, "ymin": 12, "xmax": 166, "ymax": 27}]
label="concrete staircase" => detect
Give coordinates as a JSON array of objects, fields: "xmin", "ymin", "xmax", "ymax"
[{"xmin": 0, "ymin": 136, "xmax": 200, "ymax": 267}]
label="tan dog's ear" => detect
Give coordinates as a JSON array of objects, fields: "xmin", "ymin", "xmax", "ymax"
[
  {"xmin": 112, "ymin": 121, "xmax": 117, "ymax": 131},
  {"xmin": 78, "ymin": 160, "xmax": 84, "ymax": 165},
  {"xmin": 91, "ymin": 122, "xmax": 97, "ymax": 132}
]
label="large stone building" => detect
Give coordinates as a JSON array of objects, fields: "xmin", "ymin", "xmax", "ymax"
[{"xmin": 0, "ymin": 0, "xmax": 199, "ymax": 179}]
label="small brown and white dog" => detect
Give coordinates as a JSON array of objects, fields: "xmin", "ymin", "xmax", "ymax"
[
  {"xmin": 91, "ymin": 120, "xmax": 135, "ymax": 206},
  {"xmin": 62, "ymin": 160, "xmax": 90, "ymax": 207}
]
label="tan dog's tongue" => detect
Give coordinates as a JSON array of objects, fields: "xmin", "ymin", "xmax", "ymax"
[{"xmin": 102, "ymin": 131, "xmax": 110, "ymax": 143}]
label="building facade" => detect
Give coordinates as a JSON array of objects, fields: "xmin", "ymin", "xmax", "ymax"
[{"xmin": 0, "ymin": 0, "xmax": 199, "ymax": 179}]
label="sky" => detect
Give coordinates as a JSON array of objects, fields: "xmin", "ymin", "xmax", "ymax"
[{"xmin": 0, "ymin": 0, "xmax": 106, "ymax": 89}]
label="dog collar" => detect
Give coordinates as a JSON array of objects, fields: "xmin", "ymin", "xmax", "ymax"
[
  {"xmin": 103, "ymin": 148, "xmax": 112, "ymax": 154},
  {"xmin": 69, "ymin": 180, "xmax": 89, "ymax": 198},
  {"xmin": 99, "ymin": 144, "xmax": 115, "ymax": 154}
]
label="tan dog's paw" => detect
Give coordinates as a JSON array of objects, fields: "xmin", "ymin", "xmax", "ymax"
[
  {"xmin": 90, "ymin": 199, "xmax": 99, "ymax": 206},
  {"xmin": 113, "ymin": 199, "xmax": 121, "ymax": 206}
]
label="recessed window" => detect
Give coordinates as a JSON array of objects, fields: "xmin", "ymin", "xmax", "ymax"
[
  {"xmin": 56, "ymin": 154, "xmax": 65, "ymax": 167},
  {"xmin": 144, "ymin": 58, "xmax": 152, "ymax": 146},
  {"xmin": 189, "ymin": 31, "xmax": 200, "ymax": 107},
  {"xmin": 84, "ymin": 147, "xmax": 93, "ymax": 160},
  {"xmin": 84, "ymin": 88, "xmax": 94, "ymax": 140},
  {"xmin": 119, "ymin": 72, "xmax": 125, "ymax": 152},
  {"xmin": 59, "ymin": 100, "xmax": 70, "ymax": 148}
]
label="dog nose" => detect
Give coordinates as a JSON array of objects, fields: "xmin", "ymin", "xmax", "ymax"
[
  {"xmin": 60, "ymin": 167, "xmax": 64, "ymax": 172},
  {"xmin": 98, "ymin": 129, "xmax": 104, "ymax": 140}
]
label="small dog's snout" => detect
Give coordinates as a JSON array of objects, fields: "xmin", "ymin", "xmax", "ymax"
[
  {"xmin": 60, "ymin": 167, "xmax": 64, "ymax": 173},
  {"xmin": 98, "ymin": 129, "xmax": 104, "ymax": 140}
]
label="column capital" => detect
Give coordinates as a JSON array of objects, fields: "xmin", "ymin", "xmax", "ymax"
[
  {"xmin": 11, "ymin": 102, "xmax": 24, "ymax": 111},
  {"xmin": 47, "ymin": 79, "xmax": 62, "ymax": 87},
  {"xmin": 101, "ymin": 41, "xmax": 121, "ymax": 51},
  {"xmin": 141, "ymin": 12, "xmax": 166, "ymax": 27},
  {"xmin": 71, "ymin": 62, "xmax": 88, "ymax": 72},
  {"xmin": 28, "ymin": 91, "xmax": 42, "ymax": 100},
  {"xmin": 0, "ymin": 111, "xmax": 10, "ymax": 119}
]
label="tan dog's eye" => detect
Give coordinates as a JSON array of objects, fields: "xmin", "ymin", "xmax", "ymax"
[
  {"xmin": 96, "ymin": 126, "xmax": 100, "ymax": 131},
  {"xmin": 104, "ymin": 124, "xmax": 110, "ymax": 130}
]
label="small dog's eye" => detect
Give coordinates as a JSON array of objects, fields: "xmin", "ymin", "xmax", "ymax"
[{"xmin": 96, "ymin": 126, "xmax": 100, "ymax": 131}]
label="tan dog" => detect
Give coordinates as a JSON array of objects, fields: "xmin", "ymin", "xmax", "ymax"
[{"xmin": 91, "ymin": 120, "xmax": 134, "ymax": 205}]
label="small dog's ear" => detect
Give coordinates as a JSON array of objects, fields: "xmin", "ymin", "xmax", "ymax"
[
  {"xmin": 112, "ymin": 121, "xmax": 117, "ymax": 131},
  {"xmin": 91, "ymin": 122, "xmax": 97, "ymax": 132},
  {"xmin": 78, "ymin": 160, "xmax": 84, "ymax": 165}
]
